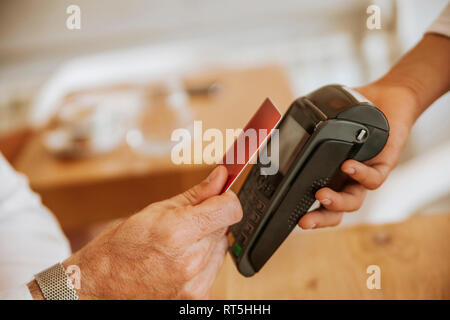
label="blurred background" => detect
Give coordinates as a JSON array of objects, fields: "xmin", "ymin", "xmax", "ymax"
[{"xmin": 0, "ymin": 0, "xmax": 448, "ymax": 299}]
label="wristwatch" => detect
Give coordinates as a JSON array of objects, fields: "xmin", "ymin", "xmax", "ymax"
[{"xmin": 34, "ymin": 263, "xmax": 79, "ymax": 300}]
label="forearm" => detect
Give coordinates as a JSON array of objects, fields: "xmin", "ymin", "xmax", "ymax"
[{"xmin": 375, "ymin": 33, "xmax": 450, "ymax": 122}]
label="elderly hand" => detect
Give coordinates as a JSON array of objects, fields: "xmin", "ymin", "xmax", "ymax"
[{"xmin": 55, "ymin": 166, "xmax": 241, "ymax": 299}]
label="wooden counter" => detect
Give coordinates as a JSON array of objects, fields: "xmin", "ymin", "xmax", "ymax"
[{"xmin": 211, "ymin": 213, "xmax": 450, "ymax": 299}]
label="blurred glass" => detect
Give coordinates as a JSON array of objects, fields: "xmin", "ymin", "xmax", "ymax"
[
  {"xmin": 126, "ymin": 78, "xmax": 194, "ymax": 156},
  {"xmin": 44, "ymin": 90, "xmax": 138, "ymax": 157}
]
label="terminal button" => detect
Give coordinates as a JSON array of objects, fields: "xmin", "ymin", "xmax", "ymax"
[
  {"xmin": 356, "ymin": 129, "xmax": 368, "ymax": 142},
  {"xmin": 232, "ymin": 243, "xmax": 242, "ymax": 257},
  {"xmin": 256, "ymin": 200, "xmax": 265, "ymax": 212}
]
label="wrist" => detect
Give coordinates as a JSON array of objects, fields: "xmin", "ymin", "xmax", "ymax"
[
  {"xmin": 27, "ymin": 280, "xmax": 44, "ymax": 300},
  {"xmin": 356, "ymin": 80, "xmax": 419, "ymax": 130},
  {"xmin": 62, "ymin": 229, "xmax": 116, "ymax": 300},
  {"xmin": 62, "ymin": 253, "xmax": 100, "ymax": 300},
  {"xmin": 375, "ymin": 76, "xmax": 422, "ymax": 119}
]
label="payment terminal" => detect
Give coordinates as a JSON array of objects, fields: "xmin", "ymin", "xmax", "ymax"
[{"xmin": 228, "ymin": 84, "xmax": 389, "ymax": 276}]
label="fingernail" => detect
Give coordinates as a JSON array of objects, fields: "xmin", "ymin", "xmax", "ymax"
[
  {"xmin": 206, "ymin": 166, "xmax": 220, "ymax": 182},
  {"xmin": 321, "ymin": 198, "xmax": 331, "ymax": 206},
  {"xmin": 344, "ymin": 167, "xmax": 355, "ymax": 175}
]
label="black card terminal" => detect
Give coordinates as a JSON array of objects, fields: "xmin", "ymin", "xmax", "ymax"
[{"xmin": 228, "ymin": 84, "xmax": 389, "ymax": 277}]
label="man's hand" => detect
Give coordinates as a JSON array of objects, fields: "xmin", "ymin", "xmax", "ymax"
[
  {"xmin": 53, "ymin": 166, "xmax": 241, "ymax": 299},
  {"xmin": 298, "ymin": 82, "xmax": 417, "ymax": 229}
]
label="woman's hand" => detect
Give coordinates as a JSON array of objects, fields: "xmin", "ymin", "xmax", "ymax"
[
  {"xmin": 299, "ymin": 33, "xmax": 449, "ymax": 229},
  {"xmin": 298, "ymin": 82, "xmax": 418, "ymax": 229},
  {"xmin": 59, "ymin": 165, "xmax": 242, "ymax": 299}
]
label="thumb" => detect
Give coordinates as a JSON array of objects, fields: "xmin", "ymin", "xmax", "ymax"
[{"xmin": 171, "ymin": 165, "xmax": 228, "ymax": 206}]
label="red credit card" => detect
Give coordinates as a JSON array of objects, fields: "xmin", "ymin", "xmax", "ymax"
[{"xmin": 219, "ymin": 98, "xmax": 282, "ymax": 194}]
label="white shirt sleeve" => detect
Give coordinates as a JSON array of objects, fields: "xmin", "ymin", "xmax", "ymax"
[
  {"xmin": 0, "ymin": 285, "xmax": 32, "ymax": 300},
  {"xmin": 0, "ymin": 153, "xmax": 71, "ymax": 299},
  {"xmin": 426, "ymin": 3, "xmax": 450, "ymax": 37}
]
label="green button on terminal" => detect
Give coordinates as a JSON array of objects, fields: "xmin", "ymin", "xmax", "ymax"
[{"xmin": 232, "ymin": 243, "xmax": 242, "ymax": 257}]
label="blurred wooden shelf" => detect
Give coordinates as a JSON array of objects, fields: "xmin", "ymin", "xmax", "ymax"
[
  {"xmin": 210, "ymin": 213, "xmax": 450, "ymax": 299},
  {"xmin": 13, "ymin": 65, "xmax": 294, "ymax": 229}
]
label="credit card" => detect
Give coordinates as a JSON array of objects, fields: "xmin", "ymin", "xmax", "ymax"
[{"xmin": 219, "ymin": 98, "xmax": 282, "ymax": 194}]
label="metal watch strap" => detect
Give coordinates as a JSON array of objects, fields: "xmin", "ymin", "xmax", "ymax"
[{"xmin": 34, "ymin": 263, "xmax": 79, "ymax": 300}]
